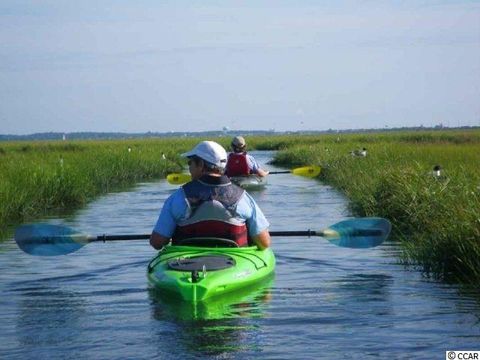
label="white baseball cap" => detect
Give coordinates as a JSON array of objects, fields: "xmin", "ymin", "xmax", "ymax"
[{"xmin": 181, "ymin": 141, "xmax": 228, "ymax": 169}]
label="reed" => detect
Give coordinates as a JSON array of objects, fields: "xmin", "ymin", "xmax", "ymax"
[
  {"xmin": 2, "ymin": 131, "xmax": 479, "ymax": 284},
  {"xmin": 0, "ymin": 138, "xmax": 198, "ymax": 232},
  {"xmin": 263, "ymin": 129, "xmax": 480, "ymax": 283}
]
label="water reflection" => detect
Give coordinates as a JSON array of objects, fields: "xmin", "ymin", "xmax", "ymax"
[
  {"xmin": 148, "ymin": 277, "xmax": 273, "ymax": 356},
  {"xmin": 14, "ymin": 286, "xmax": 87, "ymax": 351},
  {"xmin": 333, "ymin": 273, "xmax": 394, "ymax": 298},
  {"xmin": 332, "ymin": 273, "xmax": 395, "ymax": 319}
]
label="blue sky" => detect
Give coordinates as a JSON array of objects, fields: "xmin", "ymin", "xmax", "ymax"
[{"xmin": 1, "ymin": 1, "xmax": 479, "ymax": 134}]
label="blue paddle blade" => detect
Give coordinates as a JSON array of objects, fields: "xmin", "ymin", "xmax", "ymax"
[
  {"xmin": 324, "ymin": 217, "xmax": 391, "ymax": 248},
  {"xmin": 15, "ymin": 223, "xmax": 88, "ymax": 256}
]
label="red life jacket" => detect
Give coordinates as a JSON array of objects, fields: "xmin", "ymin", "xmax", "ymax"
[
  {"xmin": 172, "ymin": 175, "xmax": 249, "ymax": 247},
  {"xmin": 225, "ymin": 152, "xmax": 250, "ymax": 177}
]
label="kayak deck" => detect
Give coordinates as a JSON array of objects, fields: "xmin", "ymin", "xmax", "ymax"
[{"xmin": 147, "ymin": 244, "xmax": 275, "ymax": 302}]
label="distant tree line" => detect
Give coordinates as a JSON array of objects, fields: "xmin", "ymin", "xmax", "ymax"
[{"xmin": 0, "ymin": 126, "xmax": 478, "ymax": 141}]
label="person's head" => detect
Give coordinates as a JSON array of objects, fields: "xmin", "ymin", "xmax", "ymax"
[
  {"xmin": 231, "ymin": 136, "xmax": 246, "ymax": 153},
  {"xmin": 181, "ymin": 141, "xmax": 227, "ymax": 179}
]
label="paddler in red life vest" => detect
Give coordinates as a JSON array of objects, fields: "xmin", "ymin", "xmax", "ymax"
[
  {"xmin": 150, "ymin": 141, "xmax": 271, "ymax": 250},
  {"xmin": 225, "ymin": 136, "xmax": 269, "ymax": 178}
]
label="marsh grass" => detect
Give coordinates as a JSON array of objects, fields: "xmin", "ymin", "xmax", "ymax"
[
  {"xmin": 262, "ymin": 130, "xmax": 480, "ymax": 283},
  {"xmin": 2, "ymin": 131, "xmax": 479, "ymax": 283},
  {"xmin": 0, "ymin": 138, "xmax": 199, "ymax": 233}
]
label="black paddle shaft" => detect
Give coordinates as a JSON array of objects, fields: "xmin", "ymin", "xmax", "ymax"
[
  {"xmin": 270, "ymin": 230, "xmax": 318, "ymax": 237},
  {"xmin": 92, "ymin": 234, "xmax": 151, "ymax": 242},
  {"xmin": 270, "ymin": 229, "xmax": 383, "ymax": 237},
  {"xmin": 90, "ymin": 229, "xmax": 382, "ymax": 241},
  {"xmin": 94, "ymin": 232, "xmax": 319, "ymax": 240}
]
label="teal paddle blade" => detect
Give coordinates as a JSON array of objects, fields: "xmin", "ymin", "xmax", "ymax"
[
  {"xmin": 325, "ymin": 217, "xmax": 391, "ymax": 248},
  {"xmin": 15, "ymin": 223, "xmax": 88, "ymax": 256}
]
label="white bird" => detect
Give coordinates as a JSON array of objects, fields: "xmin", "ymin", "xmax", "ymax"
[{"xmin": 350, "ymin": 148, "xmax": 367, "ymax": 157}]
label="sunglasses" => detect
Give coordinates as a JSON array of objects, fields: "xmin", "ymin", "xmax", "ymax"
[{"xmin": 188, "ymin": 156, "xmax": 201, "ymax": 166}]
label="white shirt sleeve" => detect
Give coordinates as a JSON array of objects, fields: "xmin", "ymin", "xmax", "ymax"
[
  {"xmin": 246, "ymin": 154, "xmax": 260, "ymax": 173},
  {"xmin": 236, "ymin": 191, "xmax": 270, "ymax": 236},
  {"xmin": 152, "ymin": 189, "xmax": 188, "ymax": 238}
]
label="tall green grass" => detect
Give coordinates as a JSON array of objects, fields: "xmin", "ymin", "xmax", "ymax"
[
  {"xmin": 262, "ymin": 130, "xmax": 480, "ymax": 284},
  {"xmin": 0, "ymin": 138, "xmax": 198, "ymax": 233},
  {"xmin": 2, "ymin": 131, "xmax": 479, "ymax": 284}
]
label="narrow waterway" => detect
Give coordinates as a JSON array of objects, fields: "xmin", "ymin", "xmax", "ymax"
[{"xmin": 0, "ymin": 151, "xmax": 478, "ymax": 359}]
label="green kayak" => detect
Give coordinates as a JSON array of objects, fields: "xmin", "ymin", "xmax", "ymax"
[
  {"xmin": 230, "ymin": 175, "xmax": 267, "ymax": 190},
  {"xmin": 147, "ymin": 240, "xmax": 275, "ymax": 302},
  {"xmin": 149, "ymin": 276, "xmax": 274, "ymax": 320}
]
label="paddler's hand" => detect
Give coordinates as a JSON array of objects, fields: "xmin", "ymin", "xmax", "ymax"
[{"xmin": 252, "ymin": 230, "xmax": 271, "ymax": 249}]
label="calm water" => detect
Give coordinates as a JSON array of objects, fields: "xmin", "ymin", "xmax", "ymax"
[{"xmin": 0, "ymin": 151, "xmax": 479, "ymax": 359}]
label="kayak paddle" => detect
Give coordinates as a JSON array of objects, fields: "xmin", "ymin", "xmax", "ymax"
[
  {"xmin": 166, "ymin": 173, "xmax": 191, "ymax": 185},
  {"xmin": 166, "ymin": 165, "xmax": 321, "ymax": 185},
  {"xmin": 269, "ymin": 165, "xmax": 321, "ymax": 177},
  {"xmin": 14, "ymin": 217, "xmax": 390, "ymax": 256},
  {"xmin": 270, "ymin": 217, "xmax": 390, "ymax": 249}
]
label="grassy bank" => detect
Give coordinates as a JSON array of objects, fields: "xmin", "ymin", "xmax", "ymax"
[
  {"xmin": 0, "ymin": 138, "xmax": 199, "ymax": 234},
  {"xmin": 260, "ymin": 130, "xmax": 480, "ymax": 284},
  {"xmin": 2, "ymin": 131, "xmax": 479, "ymax": 284}
]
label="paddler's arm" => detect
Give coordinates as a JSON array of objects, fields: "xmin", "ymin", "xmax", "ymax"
[
  {"xmin": 256, "ymin": 168, "xmax": 269, "ymax": 177},
  {"xmin": 240, "ymin": 191, "xmax": 271, "ymax": 249},
  {"xmin": 150, "ymin": 189, "xmax": 185, "ymax": 250},
  {"xmin": 150, "ymin": 231, "xmax": 170, "ymax": 250},
  {"xmin": 252, "ymin": 229, "xmax": 271, "ymax": 250},
  {"xmin": 248, "ymin": 155, "xmax": 269, "ymax": 177}
]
